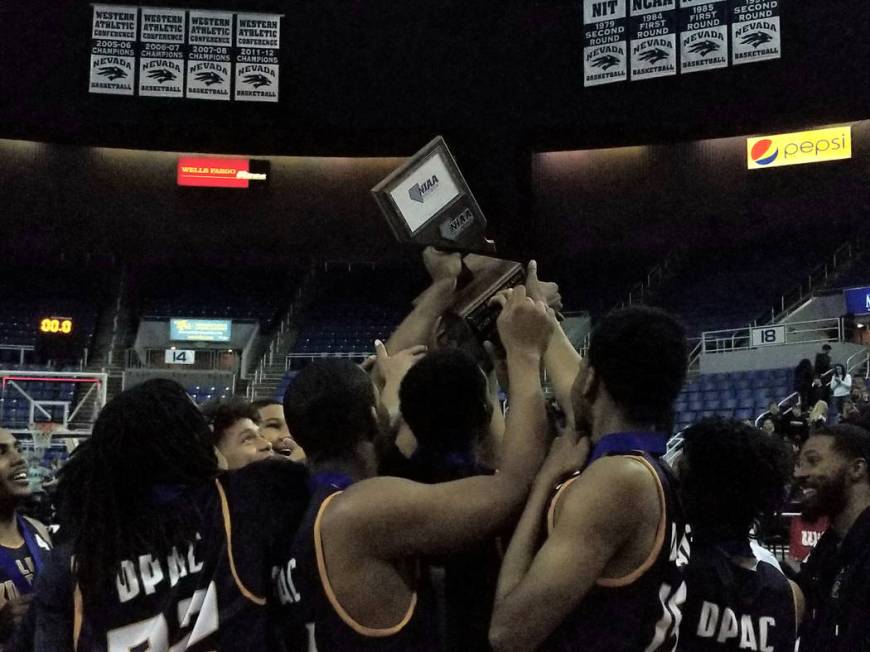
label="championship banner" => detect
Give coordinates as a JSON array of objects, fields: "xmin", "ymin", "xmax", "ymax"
[
  {"xmin": 234, "ymin": 13, "xmax": 281, "ymax": 103},
  {"xmin": 89, "ymin": 5, "xmax": 138, "ymax": 95},
  {"xmin": 138, "ymin": 7, "xmax": 185, "ymax": 98},
  {"xmin": 731, "ymin": 0, "xmax": 781, "ymax": 66},
  {"xmin": 186, "ymin": 10, "xmax": 233, "ymax": 101},
  {"xmin": 583, "ymin": 0, "xmax": 628, "ymax": 87},
  {"xmin": 629, "ymin": 0, "xmax": 677, "ymax": 81},
  {"xmin": 679, "ymin": 0, "xmax": 728, "ymax": 74}
]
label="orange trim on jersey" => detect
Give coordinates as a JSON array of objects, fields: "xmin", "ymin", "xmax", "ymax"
[
  {"xmin": 73, "ymin": 582, "xmax": 82, "ymax": 651},
  {"xmin": 596, "ymin": 456, "xmax": 666, "ymax": 588},
  {"xmin": 314, "ymin": 491, "xmax": 418, "ymax": 637},
  {"xmin": 215, "ymin": 478, "xmax": 267, "ymax": 606},
  {"xmin": 547, "ymin": 475, "xmax": 580, "ymax": 534}
]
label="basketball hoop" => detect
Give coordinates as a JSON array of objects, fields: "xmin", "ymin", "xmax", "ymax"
[{"xmin": 30, "ymin": 422, "xmax": 60, "ymax": 454}]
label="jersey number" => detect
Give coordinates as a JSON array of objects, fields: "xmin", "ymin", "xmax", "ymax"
[
  {"xmin": 645, "ymin": 581, "xmax": 687, "ymax": 651},
  {"xmin": 106, "ymin": 581, "xmax": 219, "ymax": 651}
]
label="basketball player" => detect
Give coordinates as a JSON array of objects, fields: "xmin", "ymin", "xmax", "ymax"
[
  {"xmin": 30, "ymin": 379, "xmax": 309, "ymax": 651},
  {"xmin": 676, "ymin": 419, "xmax": 803, "ymax": 651},
  {"xmin": 271, "ymin": 287, "xmax": 575, "ymax": 650},
  {"xmin": 0, "ymin": 428, "xmax": 51, "ymax": 649},
  {"xmin": 490, "ymin": 305, "xmax": 692, "ymax": 651},
  {"xmin": 252, "ymin": 399, "xmax": 306, "ymax": 462},
  {"xmin": 203, "ymin": 397, "xmax": 273, "ymax": 470}
]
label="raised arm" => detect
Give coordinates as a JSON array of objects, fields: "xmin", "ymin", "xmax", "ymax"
[
  {"xmin": 490, "ymin": 456, "xmax": 658, "ymax": 651},
  {"xmin": 331, "ymin": 286, "xmax": 554, "ymax": 559}
]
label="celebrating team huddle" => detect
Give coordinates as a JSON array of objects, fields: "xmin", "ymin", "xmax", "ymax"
[{"xmin": 7, "ymin": 256, "xmax": 867, "ymax": 651}]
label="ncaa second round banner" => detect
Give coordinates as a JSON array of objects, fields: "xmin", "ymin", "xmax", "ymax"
[
  {"xmin": 629, "ymin": 0, "xmax": 677, "ymax": 82},
  {"xmin": 731, "ymin": 0, "xmax": 782, "ymax": 66},
  {"xmin": 583, "ymin": 0, "xmax": 628, "ymax": 87}
]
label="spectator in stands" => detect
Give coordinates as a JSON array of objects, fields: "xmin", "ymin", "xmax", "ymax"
[
  {"xmin": 765, "ymin": 400, "xmax": 783, "ymax": 434},
  {"xmin": 809, "ymin": 400, "xmax": 829, "ymax": 431},
  {"xmin": 252, "ymin": 399, "xmax": 306, "ymax": 463},
  {"xmin": 0, "ymin": 428, "xmax": 51, "ymax": 650},
  {"xmin": 794, "ymin": 424, "xmax": 870, "ymax": 649},
  {"xmin": 781, "ymin": 400, "xmax": 810, "ymax": 446},
  {"xmin": 489, "ymin": 306, "xmax": 691, "ymax": 651},
  {"xmin": 814, "ymin": 344, "xmax": 833, "ymax": 377},
  {"xmin": 761, "ymin": 416, "xmax": 777, "ymax": 435},
  {"xmin": 32, "ymin": 379, "xmax": 310, "ymax": 650},
  {"xmin": 829, "ymin": 363, "xmax": 852, "ymax": 415},
  {"xmin": 794, "ymin": 359, "xmax": 815, "ymax": 410},
  {"xmin": 676, "ymin": 419, "xmax": 802, "ymax": 651},
  {"xmin": 274, "ymin": 286, "xmax": 562, "ymax": 651},
  {"xmin": 203, "ymin": 397, "xmax": 272, "ymax": 470}
]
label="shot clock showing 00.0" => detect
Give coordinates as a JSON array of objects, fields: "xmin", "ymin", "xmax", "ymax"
[{"xmin": 39, "ymin": 317, "xmax": 74, "ymax": 335}]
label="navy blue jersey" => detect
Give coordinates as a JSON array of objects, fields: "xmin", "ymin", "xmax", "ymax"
[
  {"xmin": 681, "ymin": 544, "xmax": 795, "ymax": 651},
  {"xmin": 272, "ymin": 481, "xmax": 439, "ymax": 651},
  {"xmin": 32, "ymin": 459, "xmax": 309, "ymax": 651},
  {"xmin": 543, "ymin": 453, "xmax": 692, "ymax": 652}
]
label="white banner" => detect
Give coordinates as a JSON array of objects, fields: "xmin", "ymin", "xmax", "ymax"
[
  {"xmin": 234, "ymin": 13, "xmax": 281, "ymax": 102},
  {"xmin": 679, "ymin": 0, "xmax": 729, "ymax": 74},
  {"xmin": 731, "ymin": 0, "xmax": 782, "ymax": 66},
  {"xmin": 138, "ymin": 8, "xmax": 185, "ymax": 98},
  {"xmin": 629, "ymin": 0, "xmax": 677, "ymax": 81},
  {"xmin": 583, "ymin": 0, "xmax": 628, "ymax": 87},
  {"xmin": 388, "ymin": 152, "xmax": 462, "ymax": 234},
  {"xmin": 89, "ymin": 5, "xmax": 137, "ymax": 95},
  {"xmin": 186, "ymin": 11, "xmax": 233, "ymax": 100}
]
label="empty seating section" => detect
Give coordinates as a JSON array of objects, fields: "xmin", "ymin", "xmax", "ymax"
[
  {"xmin": 136, "ymin": 267, "xmax": 296, "ymax": 324},
  {"xmin": 186, "ymin": 384, "xmax": 233, "ymax": 405},
  {"xmin": 673, "ymin": 367, "xmax": 792, "ymax": 433},
  {"xmin": 651, "ymin": 236, "xmax": 846, "ymax": 337}
]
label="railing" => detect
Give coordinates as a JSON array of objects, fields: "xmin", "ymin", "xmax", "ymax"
[
  {"xmin": 124, "ymin": 348, "xmax": 239, "ymax": 371},
  {"xmin": 847, "ymin": 348, "xmax": 870, "ymax": 378},
  {"xmin": 610, "ymin": 250, "xmax": 683, "ymax": 312},
  {"xmin": 0, "ymin": 345, "xmax": 34, "ymax": 366},
  {"xmin": 284, "ymin": 351, "xmax": 372, "ymax": 371},
  {"xmin": 766, "ymin": 241, "xmax": 860, "ymax": 324},
  {"xmin": 699, "ymin": 317, "xmax": 842, "ymax": 354}
]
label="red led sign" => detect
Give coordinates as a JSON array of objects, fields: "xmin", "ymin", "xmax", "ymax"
[{"xmin": 177, "ymin": 157, "xmax": 251, "ymax": 188}]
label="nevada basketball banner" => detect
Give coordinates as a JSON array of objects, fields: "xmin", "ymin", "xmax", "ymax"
[
  {"xmin": 186, "ymin": 10, "xmax": 233, "ymax": 101},
  {"xmin": 138, "ymin": 8, "xmax": 185, "ymax": 98},
  {"xmin": 629, "ymin": 0, "xmax": 677, "ymax": 82},
  {"xmin": 583, "ymin": 0, "xmax": 628, "ymax": 87},
  {"xmin": 234, "ymin": 13, "xmax": 281, "ymax": 103},
  {"xmin": 731, "ymin": 0, "xmax": 781, "ymax": 65},
  {"xmin": 747, "ymin": 126, "xmax": 852, "ymax": 170},
  {"xmin": 89, "ymin": 5, "xmax": 138, "ymax": 96},
  {"xmin": 680, "ymin": 0, "xmax": 728, "ymax": 74}
]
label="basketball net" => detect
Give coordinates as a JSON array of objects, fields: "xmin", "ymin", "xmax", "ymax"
[{"xmin": 30, "ymin": 422, "xmax": 60, "ymax": 454}]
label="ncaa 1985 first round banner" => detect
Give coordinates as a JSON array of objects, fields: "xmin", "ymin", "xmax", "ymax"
[
  {"xmin": 629, "ymin": 0, "xmax": 677, "ymax": 81},
  {"xmin": 680, "ymin": 0, "xmax": 729, "ymax": 74},
  {"xmin": 583, "ymin": 0, "xmax": 628, "ymax": 87},
  {"xmin": 89, "ymin": 5, "xmax": 138, "ymax": 95},
  {"xmin": 731, "ymin": 0, "xmax": 782, "ymax": 65}
]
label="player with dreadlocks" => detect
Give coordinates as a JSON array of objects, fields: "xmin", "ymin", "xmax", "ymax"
[{"xmin": 30, "ymin": 379, "xmax": 309, "ymax": 651}]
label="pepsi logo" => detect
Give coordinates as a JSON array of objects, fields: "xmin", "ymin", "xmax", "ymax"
[{"xmin": 751, "ymin": 139, "xmax": 778, "ymax": 166}]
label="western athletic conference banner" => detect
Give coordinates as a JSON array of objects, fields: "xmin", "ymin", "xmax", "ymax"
[
  {"xmin": 187, "ymin": 10, "xmax": 233, "ymax": 101},
  {"xmin": 731, "ymin": 0, "xmax": 781, "ymax": 65},
  {"xmin": 89, "ymin": 5, "xmax": 138, "ymax": 95},
  {"xmin": 583, "ymin": 0, "xmax": 627, "ymax": 87},
  {"xmin": 234, "ymin": 13, "xmax": 281, "ymax": 102},
  {"xmin": 629, "ymin": 0, "xmax": 677, "ymax": 81},
  {"xmin": 138, "ymin": 7, "xmax": 185, "ymax": 98},
  {"xmin": 680, "ymin": 0, "xmax": 728, "ymax": 73}
]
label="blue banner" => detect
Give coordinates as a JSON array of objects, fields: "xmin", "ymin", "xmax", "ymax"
[
  {"xmin": 170, "ymin": 318, "xmax": 232, "ymax": 341},
  {"xmin": 844, "ymin": 287, "xmax": 870, "ymax": 315}
]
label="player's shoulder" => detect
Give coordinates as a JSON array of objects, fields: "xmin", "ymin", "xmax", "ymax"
[{"xmin": 220, "ymin": 458, "xmax": 310, "ymax": 502}]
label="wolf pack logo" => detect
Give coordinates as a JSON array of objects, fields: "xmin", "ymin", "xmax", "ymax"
[
  {"xmin": 750, "ymin": 139, "xmax": 778, "ymax": 166},
  {"xmin": 146, "ymin": 69, "xmax": 177, "ymax": 84},
  {"xmin": 242, "ymin": 74, "xmax": 271, "ymax": 88},
  {"xmin": 741, "ymin": 31, "xmax": 773, "ymax": 48},
  {"xmin": 195, "ymin": 72, "xmax": 224, "ymax": 86},
  {"xmin": 688, "ymin": 40, "xmax": 720, "ymax": 57},
  {"xmin": 592, "ymin": 54, "xmax": 621, "ymax": 70},
  {"xmin": 638, "ymin": 48, "xmax": 669, "ymax": 64},
  {"xmin": 98, "ymin": 66, "xmax": 128, "ymax": 81},
  {"xmin": 409, "ymin": 175, "xmax": 439, "ymax": 203}
]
